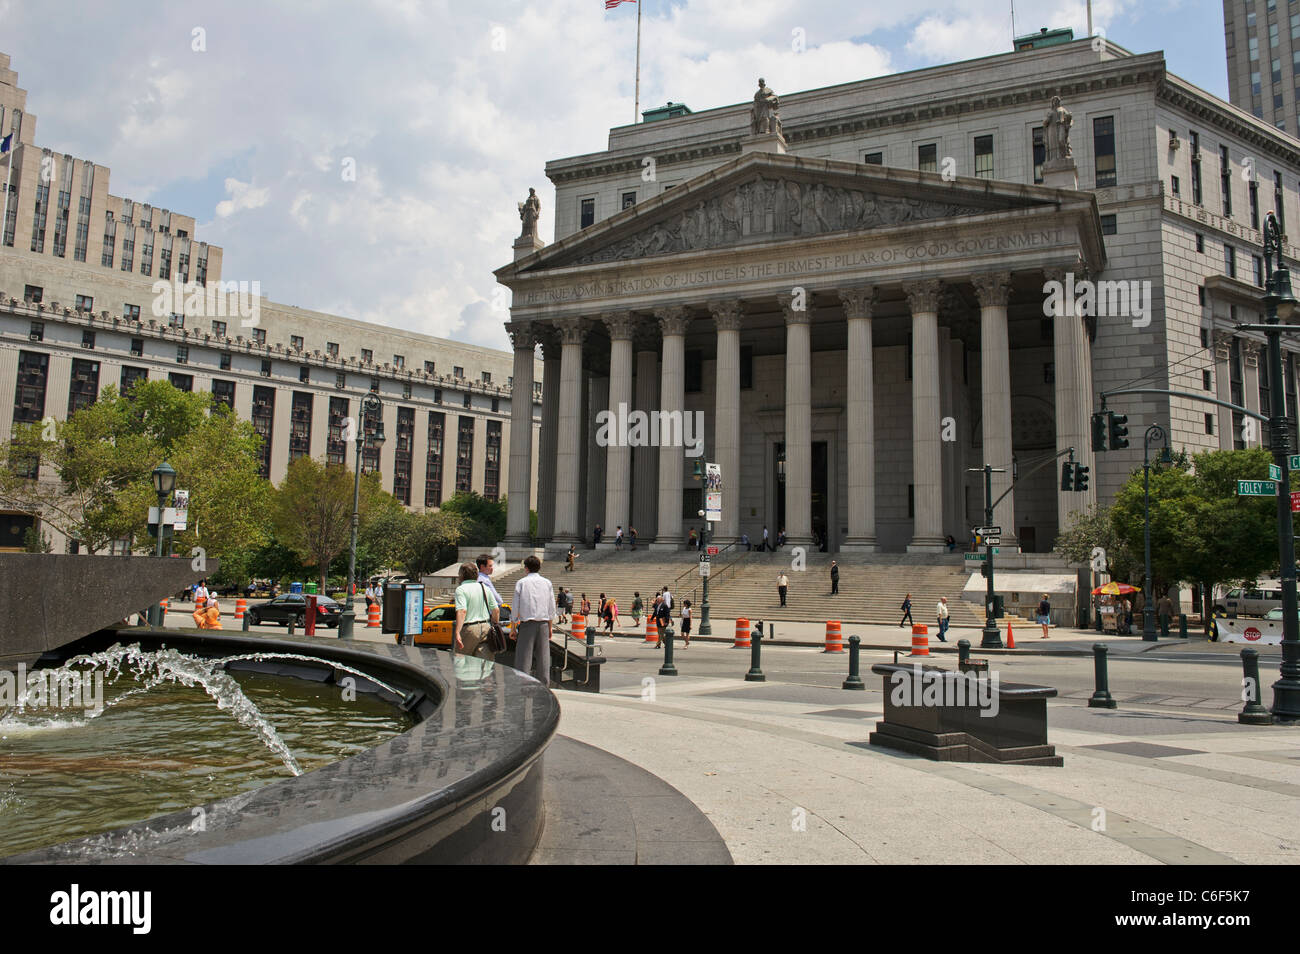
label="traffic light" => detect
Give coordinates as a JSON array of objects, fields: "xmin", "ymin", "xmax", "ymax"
[
  {"xmin": 980, "ymin": 562, "xmax": 989, "ymax": 578},
  {"xmin": 1091, "ymin": 412, "xmax": 1108, "ymax": 453},
  {"xmin": 1061, "ymin": 461, "xmax": 1075, "ymax": 491},
  {"xmin": 1109, "ymin": 412, "xmax": 1130, "ymax": 449},
  {"xmin": 1073, "ymin": 464, "xmax": 1090, "ymax": 493}
]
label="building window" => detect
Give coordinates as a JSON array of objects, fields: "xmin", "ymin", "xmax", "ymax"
[
  {"xmin": 434, "ymin": 388, "xmax": 443, "ymax": 404},
  {"xmin": 290, "ymin": 392, "xmax": 312, "ymax": 462},
  {"xmin": 68, "ymin": 358, "xmax": 100, "ymax": 413},
  {"xmin": 402, "ymin": 383, "xmax": 412, "ymax": 400},
  {"xmin": 139, "ymin": 242, "xmax": 153, "ymax": 276},
  {"xmin": 580, "ymin": 197, "xmax": 595, "ymax": 229},
  {"xmin": 1275, "ymin": 171, "xmax": 1286, "ymax": 232},
  {"xmin": 167, "ymin": 312, "xmax": 184, "ymax": 329},
  {"xmin": 425, "ymin": 412, "xmax": 445, "ymax": 507},
  {"xmin": 24, "ymin": 285, "xmax": 43, "ymax": 304},
  {"xmin": 1031, "ymin": 127, "xmax": 1045, "ymax": 184},
  {"xmin": 685, "ymin": 349, "xmax": 703, "ymax": 392},
  {"xmin": 253, "ymin": 328, "xmax": 266, "ymax": 346},
  {"xmin": 212, "ymin": 319, "xmax": 227, "ymax": 338},
  {"xmin": 973, "ymin": 135, "xmax": 993, "ymax": 179},
  {"xmin": 168, "ymin": 372, "xmax": 193, "ymax": 392},
  {"xmin": 1205, "ymin": 412, "xmax": 1214, "ymax": 435},
  {"xmin": 176, "ymin": 345, "xmax": 189, "ymax": 365},
  {"xmin": 1220, "ymin": 146, "xmax": 1233, "ymax": 215},
  {"xmin": 393, "ymin": 407, "xmax": 414, "ymax": 506},
  {"xmin": 1226, "ymin": 244, "xmax": 1237, "ymax": 278},
  {"xmin": 484, "ymin": 421, "xmax": 502, "ymax": 501},
  {"xmin": 361, "ymin": 348, "xmax": 373, "ymax": 364},
  {"xmin": 361, "ymin": 401, "xmax": 382, "ymax": 475},
  {"xmin": 491, "ymin": 397, "xmax": 499, "ymax": 413},
  {"xmin": 1201, "ymin": 327, "xmax": 1209, "ymax": 348},
  {"xmin": 463, "ymin": 393, "xmax": 472, "ymax": 408},
  {"xmin": 394, "ymin": 354, "xmax": 405, "ymax": 369},
  {"xmin": 1093, "ymin": 116, "xmax": 1117, "ymax": 188},
  {"xmin": 1100, "ymin": 214, "xmax": 1117, "ymax": 235},
  {"xmin": 212, "ymin": 379, "xmax": 235, "ymax": 411},
  {"xmin": 28, "ymin": 321, "xmax": 43, "ymax": 341},
  {"xmin": 481, "ymin": 370, "xmax": 491, "ymax": 384},
  {"xmin": 621, "ymin": 191, "xmax": 636, "ymax": 210},
  {"xmin": 1203, "ymin": 369, "xmax": 1213, "ymax": 391},
  {"xmin": 424, "ymin": 360, "xmax": 435, "ymax": 375},
  {"xmin": 261, "ymin": 359, "xmax": 272, "ymax": 377},
  {"xmin": 1189, "ymin": 131, "xmax": 1202, "ymax": 204},
  {"xmin": 1171, "ymin": 175, "xmax": 1180, "ymax": 196},
  {"xmin": 455, "ymin": 416, "xmax": 475, "ymax": 492},
  {"xmin": 1231, "ymin": 338, "xmax": 1245, "ymax": 450},
  {"xmin": 120, "ymin": 366, "xmax": 148, "ymax": 397},
  {"xmin": 370, "ymin": 376, "xmax": 380, "ymax": 392},
  {"xmin": 1250, "ymin": 178, "xmax": 1260, "ymax": 228},
  {"xmin": 299, "ymin": 366, "xmax": 310, "ymax": 383},
  {"xmin": 120, "ymin": 237, "xmax": 133, "ymax": 271},
  {"xmin": 1196, "ymin": 232, "xmax": 1205, "ymax": 252},
  {"xmin": 290, "ymin": 335, "xmax": 304, "ymax": 351},
  {"xmin": 327, "ymin": 396, "xmax": 349, "ymax": 466},
  {"xmin": 220, "ymin": 352, "xmax": 231, "ymax": 371},
  {"xmin": 131, "ymin": 338, "xmax": 144, "ymax": 357},
  {"xmin": 335, "ymin": 372, "xmax": 346, "ymax": 390},
  {"xmin": 1254, "ymin": 254, "xmax": 1265, "ymax": 286},
  {"xmin": 327, "ymin": 341, "xmax": 339, "ymax": 358},
  {"xmin": 454, "ymin": 366, "xmax": 464, "ymax": 378},
  {"xmin": 75, "ymin": 294, "xmax": 94, "ymax": 312},
  {"xmin": 917, "ymin": 143, "xmax": 937, "ymax": 173},
  {"xmin": 252, "ymin": 386, "xmax": 275, "ymax": 478},
  {"xmin": 81, "ymin": 329, "xmax": 95, "ymax": 350},
  {"xmin": 863, "ymin": 151, "xmax": 884, "ymax": 165},
  {"xmin": 30, "ymin": 183, "xmax": 48, "ymax": 253}
]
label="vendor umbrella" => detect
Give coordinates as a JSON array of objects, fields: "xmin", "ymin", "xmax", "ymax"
[{"xmin": 1092, "ymin": 581, "xmax": 1140, "ymax": 596}]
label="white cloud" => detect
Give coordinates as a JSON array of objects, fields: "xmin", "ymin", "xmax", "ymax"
[{"xmin": 214, "ymin": 177, "xmax": 270, "ymax": 218}]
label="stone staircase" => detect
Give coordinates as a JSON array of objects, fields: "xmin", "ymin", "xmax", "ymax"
[{"xmin": 488, "ymin": 548, "xmax": 1015, "ymax": 627}]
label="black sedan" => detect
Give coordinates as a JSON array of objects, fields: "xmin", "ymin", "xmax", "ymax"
[{"xmin": 245, "ymin": 594, "xmax": 342, "ymax": 629}]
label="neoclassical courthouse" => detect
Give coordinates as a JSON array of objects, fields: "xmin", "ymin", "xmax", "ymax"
[{"xmin": 498, "ymin": 35, "xmax": 1300, "ymax": 554}]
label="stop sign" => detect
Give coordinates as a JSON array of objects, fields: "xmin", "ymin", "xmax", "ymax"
[{"xmin": 1244, "ymin": 626, "xmax": 1262, "ymax": 642}]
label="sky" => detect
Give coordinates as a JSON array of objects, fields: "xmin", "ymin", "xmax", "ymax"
[{"xmin": 0, "ymin": 0, "xmax": 1230, "ymax": 353}]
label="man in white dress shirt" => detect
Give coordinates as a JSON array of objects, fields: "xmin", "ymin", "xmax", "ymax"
[{"xmin": 512, "ymin": 555, "xmax": 555, "ymax": 686}]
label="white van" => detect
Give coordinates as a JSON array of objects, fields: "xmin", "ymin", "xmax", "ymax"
[{"xmin": 1216, "ymin": 585, "xmax": 1283, "ymax": 617}]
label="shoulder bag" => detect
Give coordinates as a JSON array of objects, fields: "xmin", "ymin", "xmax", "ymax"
[{"xmin": 479, "ymin": 582, "xmax": 508, "ymax": 655}]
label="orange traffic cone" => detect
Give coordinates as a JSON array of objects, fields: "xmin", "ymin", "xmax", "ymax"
[{"xmin": 1006, "ymin": 620, "xmax": 1015, "ymax": 649}]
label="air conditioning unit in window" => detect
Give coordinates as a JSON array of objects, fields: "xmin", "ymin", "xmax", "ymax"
[
  {"xmin": 28, "ymin": 332, "xmax": 39, "ymax": 340},
  {"xmin": 1169, "ymin": 133, "xmax": 1180, "ymax": 150}
]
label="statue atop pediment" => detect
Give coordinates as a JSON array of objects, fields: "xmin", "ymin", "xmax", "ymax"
[
  {"xmin": 750, "ymin": 78, "xmax": 782, "ymax": 138},
  {"xmin": 1043, "ymin": 96, "xmax": 1073, "ymax": 163},
  {"xmin": 518, "ymin": 187, "xmax": 541, "ymax": 240}
]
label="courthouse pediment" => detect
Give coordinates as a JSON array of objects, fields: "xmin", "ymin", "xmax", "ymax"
[{"xmin": 509, "ymin": 152, "xmax": 1068, "ymax": 275}]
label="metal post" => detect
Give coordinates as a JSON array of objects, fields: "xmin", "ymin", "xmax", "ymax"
[
  {"xmin": 1266, "ymin": 300, "xmax": 1300, "ymax": 720},
  {"xmin": 148, "ymin": 487, "xmax": 168, "ymax": 627},
  {"xmin": 981, "ymin": 465, "xmax": 1003, "ymax": 649},
  {"xmin": 958, "ymin": 638, "xmax": 971, "ymax": 668},
  {"xmin": 1240, "ymin": 648, "xmax": 1274, "ymax": 724},
  {"xmin": 658, "ymin": 621, "xmax": 678, "ymax": 676},
  {"xmin": 843, "ymin": 635, "xmax": 865, "ymax": 690},
  {"xmin": 745, "ymin": 627, "xmax": 765, "ymax": 682},
  {"xmin": 340, "ymin": 395, "xmax": 378, "ymax": 640},
  {"xmin": 699, "ymin": 520, "xmax": 712, "ymax": 635},
  {"xmin": 1141, "ymin": 423, "xmax": 1168, "ymax": 642},
  {"xmin": 1087, "ymin": 643, "xmax": 1117, "ymax": 708}
]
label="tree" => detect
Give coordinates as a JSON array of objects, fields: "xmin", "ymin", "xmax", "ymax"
[
  {"xmin": 270, "ymin": 457, "xmax": 398, "ymax": 591},
  {"xmin": 0, "ymin": 380, "xmax": 269, "ymax": 558},
  {"xmin": 1054, "ymin": 503, "xmax": 1138, "ymax": 581},
  {"xmin": 439, "ymin": 491, "xmax": 506, "ymax": 545}
]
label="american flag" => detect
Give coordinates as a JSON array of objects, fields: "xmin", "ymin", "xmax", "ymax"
[{"xmin": 605, "ymin": 0, "xmax": 635, "ymax": 8}]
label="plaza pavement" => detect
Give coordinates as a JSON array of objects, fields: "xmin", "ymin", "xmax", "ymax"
[{"xmin": 153, "ymin": 602, "xmax": 1299, "ymax": 865}]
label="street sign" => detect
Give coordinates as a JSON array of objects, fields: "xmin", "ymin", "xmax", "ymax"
[
  {"xmin": 1290, "ymin": 454, "xmax": 1300, "ymax": 471},
  {"xmin": 699, "ymin": 551, "xmax": 708, "ymax": 562},
  {"xmin": 1238, "ymin": 479, "xmax": 1278, "ymax": 496},
  {"xmin": 699, "ymin": 561, "xmax": 711, "ymax": 578},
  {"xmin": 1292, "ymin": 490, "xmax": 1300, "ymax": 513},
  {"xmin": 984, "ymin": 537, "xmax": 1002, "ymax": 546},
  {"xmin": 964, "ymin": 553, "xmax": 987, "ymax": 561},
  {"xmin": 706, "ymin": 545, "xmax": 719, "ymax": 556},
  {"xmin": 975, "ymin": 526, "xmax": 1002, "ymax": 536},
  {"xmin": 1270, "ymin": 464, "xmax": 1283, "ymax": 481}
]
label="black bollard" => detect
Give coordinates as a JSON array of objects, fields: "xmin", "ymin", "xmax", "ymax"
[
  {"xmin": 1178, "ymin": 614, "xmax": 1188, "ymax": 639},
  {"xmin": 287, "ymin": 618, "xmax": 296, "ymax": 636},
  {"xmin": 958, "ymin": 638, "xmax": 971, "ymax": 668},
  {"xmin": 745, "ymin": 627, "xmax": 765, "ymax": 682},
  {"xmin": 843, "ymin": 635, "xmax": 865, "ymax": 690},
  {"xmin": 1238, "ymin": 648, "xmax": 1273, "ymax": 725},
  {"xmin": 586, "ymin": 624, "xmax": 597, "ymax": 659},
  {"xmin": 1094, "ymin": 598, "xmax": 1104, "ymax": 633},
  {"xmin": 242, "ymin": 612, "xmax": 251, "ymax": 632},
  {"xmin": 1088, "ymin": 643, "xmax": 1118, "ymax": 709},
  {"xmin": 658, "ymin": 622, "xmax": 678, "ymax": 676}
]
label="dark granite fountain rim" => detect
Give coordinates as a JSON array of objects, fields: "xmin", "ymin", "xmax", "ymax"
[{"xmin": 3, "ymin": 629, "xmax": 560, "ymax": 864}]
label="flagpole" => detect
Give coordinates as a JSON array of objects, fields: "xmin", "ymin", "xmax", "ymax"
[
  {"xmin": 1, "ymin": 111, "xmax": 18, "ymax": 249},
  {"xmin": 633, "ymin": 0, "xmax": 642, "ymax": 123}
]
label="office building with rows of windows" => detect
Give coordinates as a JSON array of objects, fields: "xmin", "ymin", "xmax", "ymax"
[
  {"xmin": 1224, "ymin": 0, "xmax": 1300, "ymax": 135},
  {"xmin": 0, "ymin": 53, "xmax": 540, "ymax": 553},
  {"xmin": 498, "ymin": 35, "xmax": 1300, "ymax": 554}
]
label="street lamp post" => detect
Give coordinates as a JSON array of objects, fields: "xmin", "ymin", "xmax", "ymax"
[
  {"xmin": 973, "ymin": 464, "xmax": 1005, "ymax": 650},
  {"xmin": 148, "ymin": 461, "xmax": 177, "ymax": 627},
  {"xmin": 338, "ymin": 393, "xmax": 385, "ymax": 639},
  {"xmin": 1141, "ymin": 424, "xmax": 1170, "ymax": 642},
  {"xmin": 692, "ymin": 459, "xmax": 713, "ymax": 636}
]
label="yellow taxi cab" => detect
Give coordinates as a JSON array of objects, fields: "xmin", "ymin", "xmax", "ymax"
[{"xmin": 406, "ymin": 602, "xmax": 512, "ymax": 648}]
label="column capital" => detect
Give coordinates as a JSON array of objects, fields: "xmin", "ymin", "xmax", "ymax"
[
  {"xmin": 838, "ymin": 285, "xmax": 877, "ymax": 320},
  {"xmin": 1243, "ymin": 338, "xmax": 1263, "ymax": 367},
  {"xmin": 1212, "ymin": 329, "xmax": 1234, "ymax": 359},
  {"xmin": 971, "ymin": 271, "xmax": 1013, "ymax": 308},
  {"xmin": 537, "ymin": 324, "xmax": 562, "ymax": 361},
  {"xmin": 554, "ymin": 316, "xmax": 588, "ymax": 346},
  {"xmin": 903, "ymin": 279, "xmax": 943, "ymax": 315},
  {"xmin": 707, "ymin": 299, "xmax": 745, "ymax": 331},
  {"xmin": 656, "ymin": 305, "xmax": 691, "ymax": 337},
  {"xmin": 601, "ymin": 310, "xmax": 638, "ymax": 341},
  {"xmin": 778, "ymin": 291, "xmax": 813, "ymax": 325},
  {"xmin": 505, "ymin": 320, "xmax": 536, "ymax": 351}
]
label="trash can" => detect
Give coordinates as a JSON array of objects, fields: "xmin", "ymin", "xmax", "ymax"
[
  {"xmin": 305, "ymin": 581, "xmax": 318, "ymax": 595},
  {"xmin": 290, "ymin": 581, "xmax": 304, "ymax": 594}
]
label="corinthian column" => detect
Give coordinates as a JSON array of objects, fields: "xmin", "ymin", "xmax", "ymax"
[
  {"xmin": 653, "ymin": 306, "xmax": 690, "ymax": 548},
  {"xmin": 779, "ymin": 291, "xmax": 814, "ymax": 547},
  {"xmin": 536, "ymin": 330, "xmax": 560, "ymax": 541},
  {"xmin": 972, "ymin": 271, "xmax": 1017, "ymax": 548},
  {"xmin": 631, "ymin": 336, "xmax": 659, "ymax": 540},
  {"xmin": 1046, "ymin": 264, "xmax": 1095, "ymax": 536},
  {"xmin": 601, "ymin": 311, "xmax": 637, "ymax": 546},
  {"xmin": 504, "ymin": 320, "xmax": 536, "ymax": 545},
  {"xmin": 709, "ymin": 300, "xmax": 743, "ymax": 544},
  {"xmin": 552, "ymin": 316, "xmax": 587, "ymax": 542},
  {"xmin": 839, "ymin": 286, "xmax": 877, "ymax": 552},
  {"xmin": 905, "ymin": 279, "xmax": 945, "ymax": 552}
]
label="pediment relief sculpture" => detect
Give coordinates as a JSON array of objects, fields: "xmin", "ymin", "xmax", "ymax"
[{"xmin": 568, "ymin": 176, "xmax": 992, "ymax": 266}]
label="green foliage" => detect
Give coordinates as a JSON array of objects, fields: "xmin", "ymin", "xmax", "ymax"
[
  {"xmin": 0, "ymin": 380, "xmax": 269, "ymax": 558},
  {"xmin": 1053, "ymin": 504, "xmax": 1138, "ymax": 581},
  {"xmin": 22, "ymin": 525, "xmax": 52, "ymax": 553},
  {"xmin": 438, "ymin": 491, "xmax": 506, "ymax": 546}
]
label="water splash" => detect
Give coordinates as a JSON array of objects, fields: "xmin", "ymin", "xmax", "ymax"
[
  {"xmin": 219, "ymin": 652, "xmax": 401, "ymax": 697},
  {"xmin": 62, "ymin": 644, "xmax": 303, "ymax": 776}
]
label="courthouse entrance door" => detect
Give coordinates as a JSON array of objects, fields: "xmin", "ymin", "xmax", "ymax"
[{"xmin": 812, "ymin": 441, "xmax": 828, "ymax": 551}]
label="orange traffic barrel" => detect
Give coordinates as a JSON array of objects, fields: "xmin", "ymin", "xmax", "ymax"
[
  {"xmin": 733, "ymin": 617, "xmax": 751, "ymax": 648},
  {"xmin": 160, "ymin": 598, "xmax": 169, "ymax": 615},
  {"xmin": 910, "ymin": 623, "xmax": 929, "ymax": 657},
  {"xmin": 572, "ymin": 613, "xmax": 586, "ymax": 637},
  {"xmin": 645, "ymin": 617, "xmax": 659, "ymax": 643},
  {"xmin": 824, "ymin": 620, "xmax": 844, "ymax": 653},
  {"xmin": 235, "ymin": 598, "xmax": 247, "ymax": 620},
  {"xmin": 367, "ymin": 602, "xmax": 381, "ymax": 628}
]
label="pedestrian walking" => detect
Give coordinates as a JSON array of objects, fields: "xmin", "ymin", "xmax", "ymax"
[
  {"xmin": 761, "ymin": 526, "xmax": 770, "ymax": 552},
  {"xmin": 1037, "ymin": 593, "xmax": 1052, "ymax": 639},
  {"xmin": 566, "ymin": 545, "xmax": 577, "ymax": 572},
  {"xmin": 194, "ymin": 579, "xmax": 209, "ymax": 607},
  {"xmin": 556, "ymin": 587, "xmax": 568, "ymax": 624},
  {"xmin": 603, "ymin": 598, "xmax": 616, "ymax": 634},
  {"xmin": 688, "ymin": 527, "xmax": 698, "ymax": 549},
  {"xmin": 598, "ymin": 592, "xmax": 607, "ymax": 620},
  {"xmin": 777, "ymin": 572, "xmax": 789, "ymax": 607},
  {"xmin": 563, "ymin": 587, "xmax": 574, "ymax": 622},
  {"xmin": 1157, "ymin": 593, "xmax": 1174, "ymax": 637},
  {"xmin": 580, "ymin": 593, "xmax": 591, "ymax": 617},
  {"xmin": 681, "ymin": 599, "xmax": 692, "ymax": 648},
  {"xmin": 741, "ymin": 532, "xmax": 750, "ymax": 550},
  {"xmin": 1121, "ymin": 597, "xmax": 1133, "ymax": 635},
  {"xmin": 512, "ymin": 556, "xmax": 555, "ymax": 687},
  {"xmin": 593, "ymin": 524, "xmax": 602, "ymax": 547},
  {"xmin": 453, "ymin": 562, "xmax": 500, "ymax": 659},
  {"xmin": 899, "ymin": 593, "xmax": 914, "ymax": 627},
  {"xmin": 777, "ymin": 528, "xmax": 786, "ymax": 549},
  {"xmin": 615, "ymin": 526, "xmax": 624, "ymax": 549},
  {"xmin": 631, "ymin": 591, "xmax": 643, "ymax": 626},
  {"xmin": 830, "ymin": 560, "xmax": 839, "ymax": 596},
  {"xmin": 629, "ymin": 527, "xmax": 638, "ymax": 550},
  {"xmin": 936, "ymin": 596, "xmax": 950, "ymax": 642},
  {"xmin": 653, "ymin": 590, "xmax": 672, "ymax": 648},
  {"xmin": 476, "ymin": 553, "xmax": 503, "ymax": 608}
]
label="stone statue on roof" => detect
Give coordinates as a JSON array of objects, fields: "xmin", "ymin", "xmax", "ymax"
[{"xmin": 750, "ymin": 78, "xmax": 782, "ymax": 138}]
